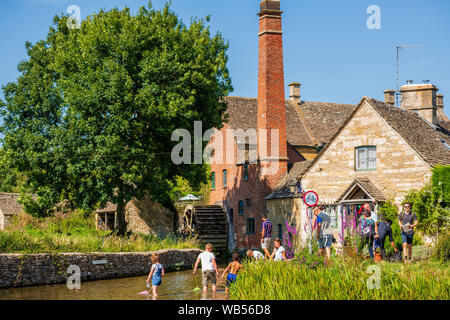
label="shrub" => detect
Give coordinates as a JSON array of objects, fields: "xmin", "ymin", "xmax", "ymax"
[{"xmin": 432, "ymin": 233, "xmax": 450, "ymax": 262}]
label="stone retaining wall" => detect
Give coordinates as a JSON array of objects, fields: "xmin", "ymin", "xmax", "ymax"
[{"xmin": 0, "ymin": 249, "xmax": 202, "ymax": 289}]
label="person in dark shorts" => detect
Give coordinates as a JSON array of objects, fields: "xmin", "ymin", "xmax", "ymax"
[
  {"xmin": 398, "ymin": 202, "xmax": 418, "ymax": 262},
  {"xmin": 374, "ymin": 219, "xmax": 399, "ymax": 260},
  {"xmin": 313, "ymin": 205, "xmax": 333, "ymax": 261}
]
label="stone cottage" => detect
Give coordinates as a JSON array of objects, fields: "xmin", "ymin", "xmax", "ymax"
[
  {"xmin": 0, "ymin": 193, "xmax": 23, "ymax": 230},
  {"xmin": 266, "ymin": 95, "xmax": 450, "ymax": 246},
  {"xmin": 95, "ymin": 196, "xmax": 174, "ymax": 237}
]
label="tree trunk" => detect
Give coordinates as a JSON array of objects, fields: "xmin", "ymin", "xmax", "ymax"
[{"xmin": 115, "ymin": 197, "xmax": 127, "ymax": 236}]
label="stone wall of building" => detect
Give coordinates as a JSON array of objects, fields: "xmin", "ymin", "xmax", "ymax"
[
  {"xmin": 0, "ymin": 249, "xmax": 202, "ymax": 289},
  {"xmin": 266, "ymin": 197, "xmax": 303, "ymax": 250},
  {"xmin": 301, "ymin": 101, "xmax": 432, "ymax": 205},
  {"xmin": 125, "ymin": 196, "xmax": 174, "ymax": 236}
]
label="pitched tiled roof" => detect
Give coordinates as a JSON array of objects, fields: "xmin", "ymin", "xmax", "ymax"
[
  {"xmin": 367, "ymin": 98, "xmax": 450, "ymax": 167},
  {"xmin": 336, "ymin": 177, "xmax": 387, "ymax": 203},
  {"xmin": 265, "ymin": 160, "xmax": 314, "ymax": 199},
  {"xmin": 223, "ymin": 97, "xmax": 355, "ymax": 147},
  {"xmin": 0, "ymin": 193, "xmax": 23, "ymax": 216},
  {"xmin": 267, "ymin": 97, "xmax": 450, "ymax": 200},
  {"xmin": 298, "ymin": 101, "xmax": 357, "ymax": 145}
]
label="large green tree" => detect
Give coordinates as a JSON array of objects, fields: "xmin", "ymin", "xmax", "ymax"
[{"xmin": 0, "ymin": 3, "xmax": 232, "ymax": 233}]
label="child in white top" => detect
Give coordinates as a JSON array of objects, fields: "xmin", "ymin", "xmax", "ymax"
[
  {"xmin": 271, "ymin": 238, "xmax": 287, "ymax": 261},
  {"xmin": 193, "ymin": 243, "xmax": 218, "ymax": 292}
]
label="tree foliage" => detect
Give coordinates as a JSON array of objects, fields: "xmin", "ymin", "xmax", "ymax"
[
  {"xmin": 403, "ymin": 165, "xmax": 450, "ymax": 239},
  {"xmin": 0, "ymin": 3, "xmax": 232, "ymax": 229}
]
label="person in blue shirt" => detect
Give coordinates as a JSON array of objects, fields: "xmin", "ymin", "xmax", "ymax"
[{"xmin": 261, "ymin": 214, "xmax": 273, "ymax": 259}]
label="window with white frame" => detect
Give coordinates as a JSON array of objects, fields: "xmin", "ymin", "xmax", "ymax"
[{"xmin": 355, "ymin": 146, "xmax": 376, "ymax": 170}]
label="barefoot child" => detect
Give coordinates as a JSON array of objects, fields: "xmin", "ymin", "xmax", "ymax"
[
  {"xmin": 222, "ymin": 253, "xmax": 242, "ymax": 293},
  {"xmin": 193, "ymin": 243, "xmax": 219, "ymax": 292},
  {"xmin": 146, "ymin": 253, "xmax": 164, "ymax": 297}
]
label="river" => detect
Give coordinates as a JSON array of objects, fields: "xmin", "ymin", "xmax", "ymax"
[{"xmin": 0, "ymin": 268, "xmax": 229, "ymax": 300}]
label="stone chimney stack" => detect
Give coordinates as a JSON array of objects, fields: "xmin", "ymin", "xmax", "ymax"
[
  {"xmin": 289, "ymin": 82, "xmax": 301, "ymax": 104},
  {"xmin": 384, "ymin": 89, "xmax": 395, "ymax": 106},
  {"xmin": 400, "ymin": 83, "xmax": 438, "ymax": 125},
  {"xmin": 257, "ymin": 0, "xmax": 288, "ymax": 189}
]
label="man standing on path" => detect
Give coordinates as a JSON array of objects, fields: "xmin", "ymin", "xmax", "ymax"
[
  {"xmin": 314, "ymin": 205, "xmax": 333, "ymax": 261},
  {"xmin": 261, "ymin": 214, "xmax": 272, "ymax": 259},
  {"xmin": 398, "ymin": 202, "xmax": 418, "ymax": 262},
  {"xmin": 374, "ymin": 219, "xmax": 399, "ymax": 260}
]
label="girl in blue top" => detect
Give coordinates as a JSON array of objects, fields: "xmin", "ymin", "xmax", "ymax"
[{"xmin": 146, "ymin": 253, "xmax": 164, "ymax": 297}]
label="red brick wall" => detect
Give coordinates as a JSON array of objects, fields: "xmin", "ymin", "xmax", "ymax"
[{"xmin": 208, "ymin": 2, "xmax": 289, "ymax": 250}]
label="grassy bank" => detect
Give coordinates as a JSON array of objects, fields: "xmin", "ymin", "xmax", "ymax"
[
  {"xmin": 229, "ymin": 258, "xmax": 449, "ymax": 300},
  {"xmin": 0, "ymin": 211, "xmax": 200, "ymax": 253}
]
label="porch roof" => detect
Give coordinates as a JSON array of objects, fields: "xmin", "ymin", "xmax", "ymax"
[{"xmin": 336, "ymin": 177, "xmax": 387, "ymax": 203}]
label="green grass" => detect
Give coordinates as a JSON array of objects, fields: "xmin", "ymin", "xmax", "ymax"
[
  {"xmin": 229, "ymin": 257, "xmax": 449, "ymax": 300},
  {"xmin": 0, "ymin": 211, "xmax": 200, "ymax": 254}
]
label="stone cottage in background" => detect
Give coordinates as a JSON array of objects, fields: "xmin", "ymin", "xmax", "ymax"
[
  {"xmin": 0, "ymin": 193, "xmax": 23, "ymax": 230},
  {"xmin": 95, "ymin": 196, "xmax": 174, "ymax": 237}
]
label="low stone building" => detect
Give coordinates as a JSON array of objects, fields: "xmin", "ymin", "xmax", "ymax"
[
  {"xmin": 95, "ymin": 196, "xmax": 174, "ymax": 237},
  {"xmin": 267, "ymin": 95, "xmax": 450, "ymax": 246},
  {"xmin": 0, "ymin": 193, "xmax": 23, "ymax": 230}
]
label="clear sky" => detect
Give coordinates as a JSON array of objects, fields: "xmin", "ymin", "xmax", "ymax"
[{"xmin": 1, "ymin": 0, "xmax": 449, "ymax": 117}]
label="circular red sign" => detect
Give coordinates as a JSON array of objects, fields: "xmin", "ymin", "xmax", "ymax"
[{"xmin": 303, "ymin": 191, "xmax": 319, "ymax": 207}]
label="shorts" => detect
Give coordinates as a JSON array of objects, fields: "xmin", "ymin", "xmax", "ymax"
[
  {"xmin": 152, "ymin": 275, "xmax": 162, "ymax": 286},
  {"xmin": 318, "ymin": 234, "xmax": 333, "ymax": 249},
  {"xmin": 374, "ymin": 238, "xmax": 383, "ymax": 249},
  {"xmin": 401, "ymin": 231, "xmax": 414, "ymax": 245},
  {"xmin": 261, "ymin": 238, "xmax": 271, "ymax": 249},
  {"xmin": 202, "ymin": 270, "xmax": 216, "ymax": 287},
  {"xmin": 226, "ymin": 273, "xmax": 237, "ymax": 287}
]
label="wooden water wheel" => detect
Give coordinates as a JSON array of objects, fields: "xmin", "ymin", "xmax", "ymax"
[{"xmin": 180, "ymin": 205, "xmax": 228, "ymax": 252}]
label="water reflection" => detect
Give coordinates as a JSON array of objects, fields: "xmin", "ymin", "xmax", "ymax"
[{"xmin": 0, "ymin": 268, "xmax": 229, "ymax": 300}]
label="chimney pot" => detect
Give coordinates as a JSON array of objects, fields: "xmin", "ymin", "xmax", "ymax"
[
  {"xmin": 384, "ymin": 89, "xmax": 395, "ymax": 106},
  {"xmin": 289, "ymin": 82, "xmax": 301, "ymax": 104}
]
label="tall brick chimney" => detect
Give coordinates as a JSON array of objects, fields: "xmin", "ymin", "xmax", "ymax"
[{"xmin": 257, "ymin": 0, "xmax": 288, "ymax": 190}]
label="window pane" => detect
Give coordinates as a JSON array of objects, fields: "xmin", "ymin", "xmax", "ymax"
[
  {"xmin": 223, "ymin": 170, "xmax": 227, "ymax": 187},
  {"xmin": 368, "ymin": 147, "xmax": 377, "ymax": 169},
  {"xmin": 357, "ymin": 149, "xmax": 367, "ymax": 169},
  {"xmin": 211, "ymin": 172, "xmax": 215, "ymax": 189}
]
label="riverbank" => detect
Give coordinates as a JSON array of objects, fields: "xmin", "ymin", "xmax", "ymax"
[
  {"xmin": 0, "ymin": 211, "xmax": 200, "ymax": 253},
  {"xmin": 0, "ymin": 249, "xmax": 202, "ymax": 289}
]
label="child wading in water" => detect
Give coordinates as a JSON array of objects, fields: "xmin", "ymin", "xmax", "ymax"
[
  {"xmin": 222, "ymin": 253, "xmax": 242, "ymax": 294},
  {"xmin": 193, "ymin": 243, "xmax": 219, "ymax": 293},
  {"xmin": 146, "ymin": 253, "xmax": 165, "ymax": 297}
]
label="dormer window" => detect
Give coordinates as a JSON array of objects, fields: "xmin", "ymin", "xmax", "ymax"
[{"xmin": 355, "ymin": 146, "xmax": 377, "ymax": 170}]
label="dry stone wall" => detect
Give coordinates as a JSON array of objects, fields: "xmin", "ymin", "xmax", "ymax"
[{"xmin": 0, "ymin": 249, "xmax": 201, "ymax": 289}]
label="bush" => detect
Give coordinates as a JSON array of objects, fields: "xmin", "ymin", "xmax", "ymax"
[{"xmin": 432, "ymin": 233, "xmax": 450, "ymax": 262}]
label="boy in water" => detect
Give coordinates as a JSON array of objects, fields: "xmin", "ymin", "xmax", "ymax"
[
  {"xmin": 193, "ymin": 243, "xmax": 219, "ymax": 292},
  {"xmin": 221, "ymin": 253, "xmax": 242, "ymax": 294},
  {"xmin": 146, "ymin": 253, "xmax": 164, "ymax": 297}
]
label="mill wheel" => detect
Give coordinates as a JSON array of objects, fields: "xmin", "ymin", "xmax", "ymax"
[{"xmin": 180, "ymin": 205, "xmax": 228, "ymax": 253}]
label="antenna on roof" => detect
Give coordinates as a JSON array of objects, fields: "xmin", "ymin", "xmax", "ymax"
[{"xmin": 396, "ymin": 45, "xmax": 424, "ymax": 107}]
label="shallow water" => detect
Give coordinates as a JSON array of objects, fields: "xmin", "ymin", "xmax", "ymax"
[{"xmin": 0, "ymin": 268, "xmax": 229, "ymax": 300}]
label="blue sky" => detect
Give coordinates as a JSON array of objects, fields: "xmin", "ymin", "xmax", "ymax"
[{"xmin": 1, "ymin": 0, "xmax": 449, "ymax": 117}]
